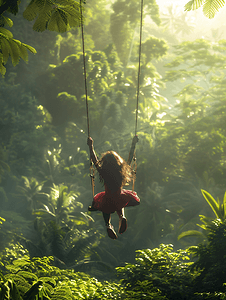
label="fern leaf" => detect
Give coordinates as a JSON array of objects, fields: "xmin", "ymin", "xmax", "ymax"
[
  {"xmin": 196, "ymin": 223, "xmax": 208, "ymax": 230},
  {"xmin": 201, "ymin": 189, "xmax": 222, "ymax": 219},
  {"xmin": 9, "ymin": 280, "xmax": 22, "ymax": 300},
  {"xmin": 203, "ymin": 0, "xmax": 225, "ymax": 18},
  {"xmin": 51, "ymin": 286, "xmax": 73, "ymax": 300},
  {"xmin": 185, "ymin": 0, "xmax": 204, "ymax": 11},
  {"xmin": 38, "ymin": 277, "xmax": 56, "ymax": 288},
  {"xmin": 5, "ymin": 274, "xmax": 31, "ymax": 295},
  {"xmin": 199, "ymin": 214, "xmax": 214, "ymax": 225},
  {"xmin": 23, "ymin": 281, "xmax": 43, "ymax": 300},
  {"xmin": 17, "ymin": 271, "xmax": 38, "ymax": 283},
  {"xmin": 1, "ymin": 279, "xmax": 22, "ymax": 300},
  {"xmin": 178, "ymin": 230, "xmax": 204, "ymax": 240}
]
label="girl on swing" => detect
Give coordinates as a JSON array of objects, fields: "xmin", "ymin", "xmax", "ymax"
[{"xmin": 87, "ymin": 136, "xmax": 140, "ymax": 239}]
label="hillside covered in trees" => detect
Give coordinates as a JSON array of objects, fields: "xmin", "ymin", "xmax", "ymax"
[{"xmin": 1, "ymin": 0, "xmax": 226, "ymax": 298}]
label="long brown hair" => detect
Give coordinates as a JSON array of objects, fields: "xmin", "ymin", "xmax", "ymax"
[{"xmin": 97, "ymin": 151, "xmax": 133, "ymax": 192}]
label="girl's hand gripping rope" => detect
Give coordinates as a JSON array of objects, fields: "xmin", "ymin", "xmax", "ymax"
[
  {"xmin": 132, "ymin": 135, "xmax": 139, "ymax": 145},
  {"xmin": 87, "ymin": 137, "xmax": 98, "ymax": 167},
  {"xmin": 128, "ymin": 135, "xmax": 139, "ymax": 165},
  {"xmin": 87, "ymin": 136, "xmax": 94, "ymax": 149}
]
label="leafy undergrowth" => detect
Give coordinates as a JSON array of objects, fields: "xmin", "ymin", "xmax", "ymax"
[
  {"xmin": 2, "ymin": 220, "xmax": 226, "ymax": 300},
  {"xmin": 0, "ymin": 253, "xmax": 124, "ymax": 299}
]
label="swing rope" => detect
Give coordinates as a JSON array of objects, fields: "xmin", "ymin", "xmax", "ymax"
[
  {"xmin": 80, "ymin": 0, "xmax": 90, "ymax": 138},
  {"xmin": 80, "ymin": 0, "xmax": 144, "ymax": 195},
  {"xmin": 135, "ymin": 0, "xmax": 144, "ymax": 136},
  {"xmin": 80, "ymin": 0, "xmax": 95, "ymax": 197},
  {"xmin": 132, "ymin": 0, "xmax": 143, "ymax": 191}
]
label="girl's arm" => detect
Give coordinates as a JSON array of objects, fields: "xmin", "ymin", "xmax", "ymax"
[
  {"xmin": 127, "ymin": 135, "xmax": 139, "ymax": 165},
  {"xmin": 87, "ymin": 137, "xmax": 98, "ymax": 167}
]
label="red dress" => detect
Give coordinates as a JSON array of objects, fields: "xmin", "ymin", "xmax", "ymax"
[{"xmin": 92, "ymin": 184, "xmax": 140, "ymax": 214}]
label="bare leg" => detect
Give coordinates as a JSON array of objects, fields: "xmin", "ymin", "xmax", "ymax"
[
  {"xmin": 116, "ymin": 208, "xmax": 125, "ymax": 219},
  {"xmin": 102, "ymin": 212, "xmax": 117, "ymax": 239},
  {"xmin": 102, "ymin": 212, "xmax": 111, "ymax": 225},
  {"xmin": 117, "ymin": 208, "xmax": 127, "ymax": 234}
]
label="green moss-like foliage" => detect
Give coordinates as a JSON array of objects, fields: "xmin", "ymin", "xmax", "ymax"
[
  {"xmin": 117, "ymin": 244, "xmax": 195, "ymax": 300},
  {"xmin": 2, "ymin": 228, "xmax": 226, "ymax": 300},
  {"xmin": 0, "ymin": 255, "xmax": 123, "ymax": 299},
  {"xmin": 190, "ymin": 220, "xmax": 226, "ymax": 295}
]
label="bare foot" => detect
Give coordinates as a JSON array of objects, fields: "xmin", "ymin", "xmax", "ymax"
[
  {"xmin": 106, "ymin": 224, "xmax": 118, "ymax": 239},
  {"xmin": 119, "ymin": 217, "xmax": 127, "ymax": 234}
]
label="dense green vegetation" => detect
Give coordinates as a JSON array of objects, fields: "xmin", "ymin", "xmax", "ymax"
[{"xmin": 1, "ymin": 0, "xmax": 226, "ymax": 298}]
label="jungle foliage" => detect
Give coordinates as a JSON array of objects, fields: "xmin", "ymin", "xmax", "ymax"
[
  {"xmin": 185, "ymin": 0, "xmax": 225, "ymax": 19},
  {"xmin": 1, "ymin": 0, "xmax": 226, "ymax": 298},
  {"xmin": 0, "ymin": 0, "xmax": 84, "ymax": 75},
  {"xmin": 178, "ymin": 189, "xmax": 226, "ymax": 242},
  {"xmin": 2, "ymin": 221, "xmax": 226, "ymax": 299}
]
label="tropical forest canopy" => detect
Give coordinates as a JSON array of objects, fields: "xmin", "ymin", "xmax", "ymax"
[{"xmin": 1, "ymin": 0, "xmax": 226, "ymax": 298}]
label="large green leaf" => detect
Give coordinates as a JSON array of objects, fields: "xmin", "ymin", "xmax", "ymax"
[
  {"xmin": 0, "ymin": 28, "xmax": 36, "ymax": 75},
  {"xmin": 178, "ymin": 230, "xmax": 204, "ymax": 240},
  {"xmin": 201, "ymin": 189, "xmax": 222, "ymax": 219},
  {"xmin": 32, "ymin": 2, "xmax": 52, "ymax": 32},
  {"xmin": 23, "ymin": 0, "xmax": 81, "ymax": 33},
  {"xmin": 185, "ymin": 0, "xmax": 226, "ymax": 18},
  {"xmin": 223, "ymin": 192, "xmax": 226, "ymax": 219},
  {"xmin": 48, "ymin": 9, "xmax": 69, "ymax": 32},
  {"xmin": 203, "ymin": 0, "xmax": 225, "ymax": 18},
  {"xmin": 0, "ymin": 27, "xmax": 13, "ymax": 38},
  {"xmin": 22, "ymin": 0, "xmax": 40, "ymax": 21},
  {"xmin": 0, "ymin": 16, "xmax": 13, "ymax": 27},
  {"xmin": 185, "ymin": 0, "xmax": 204, "ymax": 11}
]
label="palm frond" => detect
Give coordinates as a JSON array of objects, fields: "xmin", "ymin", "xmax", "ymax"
[
  {"xmin": 201, "ymin": 189, "xmax": 222, "ymax": 219},
  {"xmin": 178, "ymin": 230, "xmax": 204, "ymax": 240},
  {"xmin": 185, "ymin": 0, "xmax": 204, "ymax": 11},
  {"xmin": 203, "ymin": 0, "xmax": 225, "ymax": 18}
]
